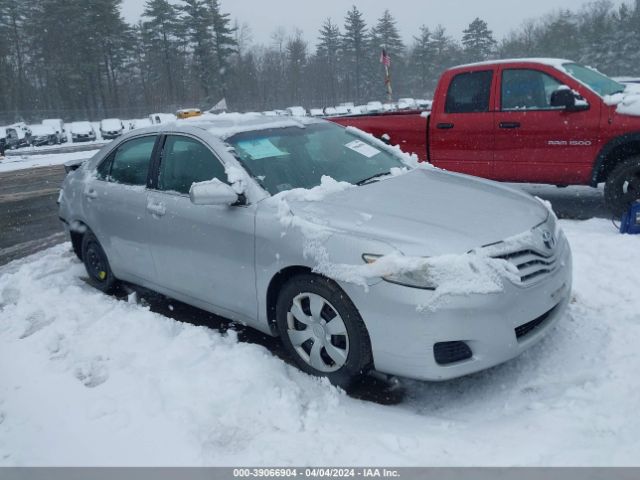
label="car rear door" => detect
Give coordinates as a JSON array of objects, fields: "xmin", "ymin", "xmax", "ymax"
[
  {"xmin": 145, "ymin": 134, "xmax": 257, "ymax": 324},
  {"xmin": 493, "ymin": 65, "xmax": 601, "ymax": 184},
  {"xmin": 429, "ymin": 68, "xmax": 496, "ymax": 178},
  {"xmin": 82, "ymin": 134, "xmax": 159, "ymax": 283}
]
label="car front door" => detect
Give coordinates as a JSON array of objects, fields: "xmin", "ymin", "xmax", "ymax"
[
  {"xmin": 493, "ymin": 67, "xmax": 601, "ymax": 184},
  {"xmin": 83, "ymin": 135, "xmax": 159, "ymax": 283},
  {"xmin": 145, "ymin": 134, "xmax": 257, "ymax": 324},
  {"xmin": 429, "ymin": 69, "xmax": 495, "ymax": 178}
]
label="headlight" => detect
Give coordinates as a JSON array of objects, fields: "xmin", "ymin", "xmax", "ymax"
[{"xmin": 362, "ymin": 254, "xmax": 437, "ymax": 290}]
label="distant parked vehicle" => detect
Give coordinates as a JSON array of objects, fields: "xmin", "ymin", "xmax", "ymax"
[
  {"xmin": 366, "ymin": 101, "xmax": 384, "ymax": 113},
  {"xmin": 262, "ymin": 111, "xmax": 278, "ymax": 117},
  {"xmin": 42, "ymin": 119, "xmax": 67, "ymax": 143},
  {"xmin": 176, "ymin": 108, "xmax": 202, "ymax": 119},
  {"xmin": 129, "ymin": 118, "xmax": 153, "ymax": 130},
  {"xmin": 0, "ymin": 127, "xmax": 6, "ymax": 155},
  {"xmin": 309, "ymin": 108, "xmax": 324, "ymax": 117},
  {"xmin": 334, "ymin": 106, "xmax": 349, "ymax": 116},
  {"xmin": 397, "ymin": 98, "xmax": 418, "ymax": 110},
  {"xmin": 5, "ymin": 126, "xmax": 30, "ymax": 149},
  {"xmin": 613, "ymin": 77, "xmax": 640, "ymax": 85},
  {"xmin": 286, "ymin": 106, "xmax": 307, "ymax": 117},
  {"xmin": 149, "ymin": 113, "xmax": 176, "ymax": 125},
  {"xmin": 324, "ymin": 107, "xmax": 339, "ymax": 116},
  {"xmin": 29, "ymin": 124, "xmax": 58, "ymax": 146},
  {"xmin": 100, "ymin": 118, "xmax": 125, "ymax": 140},
  {"xmin": 70, "ymin": 121, "xmax": 97, "ymax": 143}
]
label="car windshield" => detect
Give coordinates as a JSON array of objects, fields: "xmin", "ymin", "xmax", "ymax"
[
  {"xmin": 226, "ymin": 122, "xmax": 405, "ymax": 195},
  {"xmin": 562, "ymin": 63, "xmax": 625, "ymax": 97}
]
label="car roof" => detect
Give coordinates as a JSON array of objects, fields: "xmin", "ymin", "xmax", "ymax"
[{"xmin": 134, "ymin": 113, "xmax": 324, "ymax": 140}]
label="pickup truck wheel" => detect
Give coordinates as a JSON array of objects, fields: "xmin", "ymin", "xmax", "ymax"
[
  {"xmin": 605, "ymin": 157, "xmax": 640, "ymax": 217},
  {"xmin": 81, "ymin": 232, "xmax": 119, "ymax": 293},
  {"xmin": 275, "ymin": 274, "xmax": 373, "ymax": 388}
]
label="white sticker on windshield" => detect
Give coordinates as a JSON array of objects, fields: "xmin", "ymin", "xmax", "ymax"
[
  {"xmin": 237, "ymin": 138, "xmax": 289, "ymax": 160},
  {"xmin": 345, "ymin": 140, "xmax": 380, "ymax": 158}
]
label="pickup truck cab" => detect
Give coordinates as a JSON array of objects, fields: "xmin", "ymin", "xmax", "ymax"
[{"xmin": 331, "ymin": 59, "xmax": 640, "ymax": 215}]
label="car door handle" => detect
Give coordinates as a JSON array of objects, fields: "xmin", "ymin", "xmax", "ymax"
[
  {"xmin": 436, "ymin": 123, "xmax": 455, "ymax": 130},
  {"xmin": 146, "ymin": 201, "xmax": 166, "ymax": 217},
  {"xmin": 499, "ymin": 122, "xmax": 521, "ymax": 129},
  {"xmin": 84, "ymin": 189, "xmax": 98, "ymax": 200}
]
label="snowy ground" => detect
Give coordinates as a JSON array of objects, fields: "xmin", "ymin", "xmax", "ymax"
[
  {"xmin": 0, "ymin": 150, "xmax": 100, "ymax": 173},
  {"xmin": 0, "ymin": 218, "xmax": 638, "ymax": 466}
]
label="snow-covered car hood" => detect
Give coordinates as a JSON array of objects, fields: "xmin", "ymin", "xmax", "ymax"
[
  {"xmin": 284, "ymin": 169, "xmax": 549, "ymax": 256},
  {"xmin": 71, "ymin": 123, "xmax": 94, "ymax": 134},
  {"xmin": 604, "ymin": 84, "xmax": 640, "ymax": 117},
  {"xmin": 101, "ymin": 119, "xmax": 123, "ymax": 131}
]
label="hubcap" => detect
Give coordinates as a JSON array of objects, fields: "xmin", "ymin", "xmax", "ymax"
[{"xmin": 286, "ymin": 292, "xmax": 349, "ymax": 373}]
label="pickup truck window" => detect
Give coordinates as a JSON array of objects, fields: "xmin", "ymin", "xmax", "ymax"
[
  {"xmin": 501, "ymin": 69, "xmax": 562, "ymax": 111},
  {"xmin": 445, "ymin": 70, "xmax": 493, "ymax": 114}
]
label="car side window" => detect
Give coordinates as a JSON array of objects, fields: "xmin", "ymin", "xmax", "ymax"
[
  {"xmin": 107, "ymin": 136, "xmax": 157, "ymax": 186},
  {"xmin": 157, "ymin": 135, "xmax": 227, "ymax": 195},
  {"xmin": 501, "ymin": 69, "xmax": 563, "ymax": 111},
  {"xmin": 445, "ymin": 70, "xmax": 493, "ymax": 114}
]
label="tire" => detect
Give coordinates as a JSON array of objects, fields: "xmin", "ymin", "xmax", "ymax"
[
  {"xmin": 275, "ymin": 274, "xmax": 372, "ymax": 388},
  {"xmin": 81, "ymin": 231, "xmax": 118, "ymax": 293},
  {"xmin": 604, "ymin": 156, "xmax": 640, "ymax": 217}
]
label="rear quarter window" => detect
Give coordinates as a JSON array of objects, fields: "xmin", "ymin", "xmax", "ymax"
[{"xmin": 445, "ymin": 70, "xmax": 493, "ymax": 114}]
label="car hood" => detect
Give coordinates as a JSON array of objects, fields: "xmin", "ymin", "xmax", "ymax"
[{"xmin": 285, "ymin": 169, "xmax": 549, "ymax": 256}]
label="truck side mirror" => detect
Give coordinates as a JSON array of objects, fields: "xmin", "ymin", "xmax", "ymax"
[{"xmin": 550, "ymin": 87, "xmax": 589, "ymax": 112}]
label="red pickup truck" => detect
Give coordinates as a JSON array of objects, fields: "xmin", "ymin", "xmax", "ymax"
[{"xmin": 330, "ymin": 58, "xmax": 640, "ymax": 215}]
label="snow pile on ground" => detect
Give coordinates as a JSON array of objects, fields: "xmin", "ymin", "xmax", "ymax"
[
  {"xmin": 1, "ymin": 219, "xmax": 639, "ymax": 466},
  {"xmin": 0, "ymin": 150, "xmax": 99, "ymax": 173}
]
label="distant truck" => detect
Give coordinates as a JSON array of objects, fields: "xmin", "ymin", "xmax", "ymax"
[{"xmin": 330, "ymin": 59, "xmax": 640, "ymax": 215}]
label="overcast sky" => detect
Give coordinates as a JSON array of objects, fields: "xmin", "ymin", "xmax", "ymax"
[{"xmin": 121, "ymin": 0, "xmax": 627, "ymax": 46}]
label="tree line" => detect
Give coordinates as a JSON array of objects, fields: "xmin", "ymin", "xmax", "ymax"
[{"xmin": 1, "ymin": 0, "xmax": 640, "ymax": 123}]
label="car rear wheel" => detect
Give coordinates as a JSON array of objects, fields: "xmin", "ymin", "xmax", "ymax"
[
  {"xmin": 605, "ymin": 156, "xmax": 640, "ymax": 217},
  {"xmin": 81, "ymin": 231, "xmax": 118, "ymax": 293},
  {"xmin": 275, "ymin": 274, "xmax": 372, "ymax": 388}
]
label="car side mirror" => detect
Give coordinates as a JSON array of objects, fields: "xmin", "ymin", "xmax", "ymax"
[
  {"xmin": 550, "ymin": 87, "xmax": 589, "ymax": 112},
  {"xmin": 190, "ymin": 179, "xmax": 241, "ymax": 206}
]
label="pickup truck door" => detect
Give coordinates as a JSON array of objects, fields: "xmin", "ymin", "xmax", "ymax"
[
  {"xmin": 493, "ymin": 66, "xmax": 601, "ymax": 184},
  {"xmin": 429, "ymin": 69, "xmax": 495, "ymax": 178}
]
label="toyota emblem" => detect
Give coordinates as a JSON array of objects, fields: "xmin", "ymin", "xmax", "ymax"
[{"xmin": 542, "ymin": 230, "xmax": 556, "ymax": 249}]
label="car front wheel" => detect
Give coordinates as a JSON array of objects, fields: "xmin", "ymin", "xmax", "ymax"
[
  {"xmin": 81, "ymin": 231, "xmax": 119, "ymax": 293},
  {"xmin": 276, "ymin": 274, "xmax": 372, "ymax": 387},
  {"xmin": 605, "ymin": 156, "xmax": 640, "ymax": 217}
]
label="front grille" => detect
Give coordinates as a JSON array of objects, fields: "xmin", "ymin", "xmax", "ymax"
[
  {"xmin": 515, "ymin": 305, "xmax": 557, "ymax": 340},
  {"xmin": 434, "ymin": 341, "xmax": 473, "ymax": 365},
  {"xmin": 493, "ymin": 248, "xmax": 557, "ymax": 285}
]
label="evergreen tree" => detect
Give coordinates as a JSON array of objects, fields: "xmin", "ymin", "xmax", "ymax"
[
  {"xmin": 316, "ymin": 18, "xmax": 341, "ymax": 105},
  {"xmin": 285, "ymin": 31, "xmax": 307, "ymax": 104},
  {"xmin": 180, "ymin": 0, "xmax": 216, "ymax": 101},
  {"xmin": 409, "ymin": 25, "xmax": 434, "ymax": 95},
  {"xmin": 341, "ymin": 5, "xmax": 369, "ymax": 103},
  {"xmin": 462, "ymin": 17, "xmax": 496, "ymax": 61},
  {"xmin": 142, "ymin": 0, "xmax": 181, "ymax": 104},
  {"xmin": 208, "ymin": 0, "xmax": 237, "ymax": 100}
]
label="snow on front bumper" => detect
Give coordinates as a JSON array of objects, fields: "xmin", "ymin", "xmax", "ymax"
[{"xmin": 342, "ymin": 233, "xmax": 572, "ymax": 381}]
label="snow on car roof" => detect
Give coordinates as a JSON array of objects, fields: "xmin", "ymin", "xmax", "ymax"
[
  {"xmin": 452, "ymin": 58, "xmax": 573, "ymax": 70},
  {"xmin": 185, "ymin": 112, "xmax": 320, "ymax": 139},
  {"xmin": 29, "ymin": 124, "xmax": 55, "ymax": 135}
]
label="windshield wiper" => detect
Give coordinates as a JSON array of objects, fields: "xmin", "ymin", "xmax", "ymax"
[{"xmin": 356, "ymin": 171, "xmax": 391, "ymax": 186}]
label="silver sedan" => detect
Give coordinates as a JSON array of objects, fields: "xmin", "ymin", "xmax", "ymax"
[{"xmin": 58, "ymin": 115, "xmax": 572, "ymax": 386}]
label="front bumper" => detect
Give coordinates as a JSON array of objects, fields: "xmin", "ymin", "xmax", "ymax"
[{"xmin": 344, "ymin": 233, "xmax": 572, "ymax": 381}]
